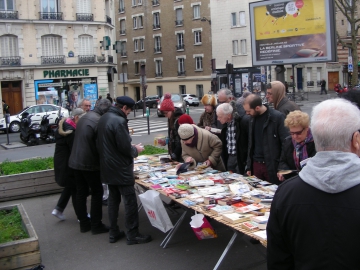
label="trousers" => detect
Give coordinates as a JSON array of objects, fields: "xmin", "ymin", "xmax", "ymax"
[{"xmin": 55, "ymin": 185, "xmax": 78, "ymax": 218}]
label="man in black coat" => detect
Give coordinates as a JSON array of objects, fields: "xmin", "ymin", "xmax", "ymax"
[
  {"xmin": 97, "ymin": 96, "xmax": 152, "ymax": 245},
  {"xmin": 69, "ymin": 99, "xmax": 111, "ymax": 234},
  {"xmin": 267, "ymin": 98, "xmax": 360, "ymax": 269},
  {"xmin": 243, "ymin": 94, "xmax": 289, "ymax": 185}
]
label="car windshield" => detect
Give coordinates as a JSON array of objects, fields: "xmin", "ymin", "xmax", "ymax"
[
  {"xmin": 171, "ymin": 95, "xmax": 180, "ymax": 101},
  {"xmin": 16, "ymin": 107, "xmax": 28, "ymax": 115},
  {"xmin": 190, "ymin": 95, "xmax": 197, "ymax": 98}
]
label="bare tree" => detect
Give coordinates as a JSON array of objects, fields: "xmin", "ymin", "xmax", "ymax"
[{"xmin": 336, "ymin": 0, "xmax": 360, "ymax": 87}]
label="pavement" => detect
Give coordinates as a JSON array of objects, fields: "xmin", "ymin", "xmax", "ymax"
[{"xmin": 0, "ymin": 91, "xmax": 333, "ymax": 270}]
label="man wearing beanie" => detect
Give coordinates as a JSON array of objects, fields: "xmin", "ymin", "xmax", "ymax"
[
  {"xmin": 198, "ymin": 94, "xmax": 217, "ymax": 131},
  {"xmin": 266, "ymin": 81, "xmax": 300, "ymax": 116},
  {"xmin": 178, "ymin": 124, "xmax": 225, "ymax": 171},
  {"xmin": 160, "ymin": 93, "xmax": 184, "ymax": 161}
]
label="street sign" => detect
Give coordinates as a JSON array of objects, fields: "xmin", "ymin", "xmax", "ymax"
[
  {"xmin": 349, "ymin": 64, "xmax": 353, "ymax": 72},
  {"xmin": 348, "ymin": 56, "xmax": 353, "ymax": 65}
]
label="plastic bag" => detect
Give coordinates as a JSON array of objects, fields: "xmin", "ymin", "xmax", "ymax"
[
  {"xmin": 139, "ymin": 190, "xmax": 174, "ymax": 233},
  {"xmin": 190, "ymin": 214, "xmax": 217, "ymax": 240}
]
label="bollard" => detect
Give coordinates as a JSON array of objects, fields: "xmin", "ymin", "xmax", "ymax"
[
  {"xmin": 146, "ymin": 107, "xmax": 150, "ymax": 135},
  {"xmin": 5, "ymin": 113, "xmax": 11, "ymax": 145},
  {"xmin": 186, "ymin": 105, "xmax": 189, "ymax": 115}
]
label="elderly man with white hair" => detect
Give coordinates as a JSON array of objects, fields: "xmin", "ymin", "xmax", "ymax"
[
  {"xmin": 267, "ymin": 98, "xmax": 360, "ymax": 269},
  {"xmin": 216, "ymin": 102, "xmax": 249, "ymax": 174}
]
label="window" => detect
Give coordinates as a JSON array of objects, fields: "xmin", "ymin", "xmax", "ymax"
[
  {"xmin": 120, "ymin": 41, "xmax": 127, "ymax": 56},
  {"xmin": 240, "ymin": 39, "xmax": 247, "ymax": 54},
  {"xmin": 232, "ymin": 40, "xmax": 238, "ymax": 55},
  {"xmin": 194, "ymin": 31, "xmax": 201, "ymax": 44},
  {"xmin": 132, "ymin": 0, "xmax": 136, "ymax": 6},
  {"xmin": 179, "ymin": 85, "xmax": 186, "ymax": 94},
  {"xmin": 41, "ymin": 0, "xmax": 59, "ymax": 12},
  {"xmin": 78, "ymin": 35, "xmax": 93, "ymax": 55},
  {"xmin": 175, "ymin": 8, "xmax": 183, "ymax": 26},
  {"xmin": 157, "ymin": 86, "xmax": 163, "ymax": 97},
  {"xmin": 154, "ymin": 36, "xmax": 161, "ymax": 53},
  {"xmin": 133, "ymin": 17, "xmax": 137, "ymax": 29},
  {"xmin": 0, "ymin": 35, "xmax": 18, "ymax": 56},
  {"xmin": 0, "ymin": 0, "xmax": 14, "ymax": 10},
  {"xmin": 119, "ymin": 0, "xmax": 125, "ymax": 12},
  {"xmin": 178, "ymin": 58, "xmax": 185, "ymax": 75},
  {"xmin": 193, "ymin": 5, "xmax": 200, "ymax": 19},
  {"xmin": 135, "ymin": 62, "xmax": 140, "ymax": 74},
  {"xmin": 155, "ymin": 60, "xmax": 162, "ymax": 77},
  {"xmin": 196, "ymin": 84, "xmax": 203, "ymax": 98},
  {"xmin": 138, "ymin": 16, "xmax": 143, "ymax": 28},
  {"xmin": 195, "ymin": 56, "xmax": 202, "ymax": 70},
  {"xmin": 231, "ymin": 13, "xmax": 237, "ymax": 26},
  {"xmin": 42, "ymin": 35, "xmax": 62, "ymax": 56},
  {"xmin": 134, "ymin": 39, "xmax": 138, "ymax": 52},
  {"xmin": 153, "ymin": 12, "xmax": 160, "ymax": 29},
  {"xmin": 77, "ymin": 0, "xmax": 91, "ymax": 13},
  {"xmin": 138, "ymin": 0, "xmax": 142, "ymax": 4},
  {"xmin": 177, "ymin": 33, "xmax": 184, "ymax": 50},
  {"xmin": 239, "ymin": 11, "xmax": 246, "ymax": 26},
  {"xmin": 140, "ymin": 38, "xmax": 144, "ymax": 51},
  {"xmin": 120, "ymin": 19, "xmax": 126, "ymax": 35}
]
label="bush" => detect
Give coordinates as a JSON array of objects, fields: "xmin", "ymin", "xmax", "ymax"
[
  {"xmin": 140, "ymin": 145, "xmax": 167, "ymax": 155},
  {"xmin": 0, "ymin": 157, "xmax": 54, "ymax": 176}
]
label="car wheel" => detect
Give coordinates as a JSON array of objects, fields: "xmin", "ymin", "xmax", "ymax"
[
  {"xmin": 20, "ymin": 134, "xmax": 27, "ymax": 143},
  {"xmin": 9, "ymin": 121, "xmax": 21, "ymax": 133},
  {"xmin": 185, "ymin": 101, "xmax": 189, "ymax": 106},
  {"xmin": 152, "ymin": 103, "xmax": 157, "ymax": 109}
]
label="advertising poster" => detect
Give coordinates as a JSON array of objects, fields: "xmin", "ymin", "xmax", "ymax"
[
  {"xmin": 242, "ymin": 74, "xmax": 249, "ymax": 92},
  {"xmin": 250, "ymin": 0, "xmax": 336, "ymax": 65},
  {"xmin": 83, "ymin": 84, "xmax": 98, "ymax": 109}
]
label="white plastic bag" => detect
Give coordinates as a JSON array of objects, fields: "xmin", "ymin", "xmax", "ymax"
[{"xmin": 139, "ymin": 190, "xmax": 174, "ymax": 233}]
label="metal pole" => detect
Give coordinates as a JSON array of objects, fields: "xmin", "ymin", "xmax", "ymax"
[
  {"xmin": 146, "ymin": 106, "xmax": 150, "ymax": 135},
  {"xmin": 5, "ymin": 113, "xmax": 10, "ymax": 145},
  {"xmin": 226, "ymin": 60, "xmax": 229, "ymax": 89},
  {"xmin": 292, "ymin": 64, "xmax": 296, "ymax": 94}
]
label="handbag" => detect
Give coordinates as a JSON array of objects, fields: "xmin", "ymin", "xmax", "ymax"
[{"xmin": 190, "ymin": 213, "xmax": 217, "ymax": 240}]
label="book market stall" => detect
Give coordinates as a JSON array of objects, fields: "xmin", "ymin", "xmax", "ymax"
[{"xmin": 134, "ymin": 155, "xmax": 274, "ymax": 270}]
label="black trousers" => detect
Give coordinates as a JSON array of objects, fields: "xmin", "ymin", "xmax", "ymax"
[
  {"xmin": 320, "ymin": 87, "xmax": 327, "ymax": 95},
  {"xmin": 55, "ymin": 185, "xmax": 78, "ymax": 218},
  {"xmin": 74, "ymin": 170, "xmax": 103, "ymax": 228},
  {"xmin": 108, "ymin": 184, "xmax": 139, "ymax": 238}
]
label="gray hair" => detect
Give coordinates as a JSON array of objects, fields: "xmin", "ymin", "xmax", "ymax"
[
  {"xmin": 237, "ymin": 92, "xmax": 252, "ymax": 105},
  {"xmin": 216, "ymin": 103, "xmax": 233, "ymax": 116},
  {"xmin": 78, "ymin": 98, "xmax": 90, "ymax": 107},
  {"xmin": 71, "ymin": 108, "xmax": 85, "ymax": 117},
  {"xmin": 95, "ymin": 98, "xmax": 112, "ymax": 113},
  {"xmin": 218, "ymin": 88, "xmax": 233, "ymax": 99},
  {"xmin": 311, "ymin": 98, "xmax": 360, "ymax": 152}
]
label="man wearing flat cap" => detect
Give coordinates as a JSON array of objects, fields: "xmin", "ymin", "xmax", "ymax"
[{"xmin": 97, "ymin": 96, "xmax": 152, "ymax": 245}]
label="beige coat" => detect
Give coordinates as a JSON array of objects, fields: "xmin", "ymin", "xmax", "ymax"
[{"xmin": 181, "ymin": 125, "xmax": 226, "ymax": 171}]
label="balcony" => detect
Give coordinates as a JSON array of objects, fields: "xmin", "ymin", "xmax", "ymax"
[
  {"xmin": 0, "ymin": 11, "xmax": 18, "ymax": 19},
  {"xmin": 120, "ymin": 51, "xmax": 127, "ymax": 57},
  {"xmin": 120, "ymin": 29, "xmax": 126, "ymax": 35},
  {"xmin": 154, "ymin": 47, "xmax": 162, "ymax": 53},
  {"xmin": 152, "ymin": 0, "xmax": 159, "ymax": 6},
  {"xmin": 119, "ymin": 7, "xmax": 125, "ymax": 13},
  {"xmin": 0, "ymin": 56, "xmax": 21, "ymax": 66},
  {"xmin": 76, "ymin": 13, "xmax": 93, "ymax": 21},
  {"xmin": 97, "ymin": 56, "xmax": 105, "ymax": 62},
  {"xmin": 153, "ymin": 24, "xmax": 160, "ymax": 30},
  {"xmin": 78, "ymin": 55, "xmax": 96, "ymax": 64},
  {"xmin": 106, "ymin": 15, "xmax": 112, "ymax": 25},
  {"xmin": 175, "ymin": 20, "xmax": 183, "ymax": 26},
  {"xmin": 155, "ymin": 72, "xmax": 163, "ymax": 77},
  {"xmin": 347, "ymin": 31, "xmax": 351, "ymax": 36},
  {"xmin": 41, "ymin": 55, "xmax": 65, "ymax": 65},
  {"xmin": 178, "ymin": 71, "xmax": 186, "ymax": 76},
  {"xmin": 39, "ymin": 12, "xmax": 63, "ymax": 20},
  {"xmin": 108, "ymin": 55, "xmax": 113, "ymax": 63},
  {"xmin": 176, "ymin": 44, "xmax": 185, "ymax": 50}
]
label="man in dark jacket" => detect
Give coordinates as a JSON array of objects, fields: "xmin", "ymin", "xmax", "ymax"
[
  {"xmin": 267, "ymin": 98, "xmax": 360, "ymax": 269},
  {"xmin": 69, "ymin": 99, "xmax": 111, "ymax": 234},
  {"xmin": 97, "ymin": 96, "xmax": 152, "ymax": 245},
  {"xmin": 243, "ymin": 94, "xmax": 289, "ymax": 184},
  {"xmin": 216, "ymin": 101, "xmax": 249, "ymax": 174}
]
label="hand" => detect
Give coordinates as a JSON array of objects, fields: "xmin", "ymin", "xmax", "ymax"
[
  {"xmin": 170, "ymin": 153, "xmax": 177, "ymax": 160},
  {"xmin": 246, "ymin": 171, "xmax": 251, "ymax": 176},
  {"xmin": 135, "ymin": 143, "xmax": 144, "ymax": 153},
  {"xmin": 277, "ymin": 173, "xmax": 285, "ymax": 181},
  {"xmin": 175, "ymin": 163, "xmax": 182, "ymax": 170},
  {"xmin": 205, "ymin": 126, "xmax": 211, "ymax": 131},
  {"xmin": 204, "ymin": 160, "xmax": 211, "ymax": 167},
  {"xmin": 185, "ymin": 157, "xmax": 194, "ymax": 164}
]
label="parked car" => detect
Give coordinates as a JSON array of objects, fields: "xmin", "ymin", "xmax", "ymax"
[
  {"xmin": 0, "ymin": 104, "xmax": 69, "ymax": 133},
  {"xmin": 181, "ymin": 94, "xmax": 200, "ymax": 106},
  {"xmin": 135, "ymin": 95, "xmax": 160, "ymax": 109},
  {"xmin": 157, "ymin": 94, "xmax": 186, "ymax": 117}
]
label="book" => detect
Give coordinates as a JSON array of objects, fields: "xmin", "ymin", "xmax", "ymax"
[
  {"xmin": 235, "ymin": 203, "xmax": 264, "ymax": 214},
  {"xmin": 221, "ymin": 213, "xmax": 254, "ymax": 224},
  {"xmin": 253, "ymin": 230, "xmax": 267, "ymax": 241},
  {"xmin": 250, "ymin": 215, "xmax": 269, "ymax": 224},
  {"xmin": 210, "ymin": 205, "xmax": 234, "ymax": 216},
  {"xmin": 241, "ymin": 221, "xmax": 259, "ymax": 231}
]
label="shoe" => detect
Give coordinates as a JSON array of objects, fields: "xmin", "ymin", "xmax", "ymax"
[
  {"xmin": 80, "ymin": 223, "xmax": 91, "ymax": 233},
  {"xmin": 92, "ymin": 223, "xmax": 110, "ymax": 235},
  {"xmin": 109, "ymin": 231, "xmax": 125, "ymax": 243},
  {"xmin": 78, "ymin": 213, "xmax": 91, "ymax": 223},
  {"xmin": 52, "ymin": 209, "xmax": 65, "ymax": 221},
  {"xmin": 126, "ymin": 233, "xmax": 152, "ymax": 245}
]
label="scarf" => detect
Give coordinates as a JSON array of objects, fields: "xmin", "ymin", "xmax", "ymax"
[
  {"xmin": 185, "ymin": 128, "xmax": 198, "ymax": 148},
  {"xmin": 292, "ymin": 128, "xmax": 313, "ymax": 170},
  {"xmin": 65, "ymin": 117, "xmax": 76, "ymax": 129}
]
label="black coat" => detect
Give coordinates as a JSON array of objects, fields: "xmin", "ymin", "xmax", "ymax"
[
  {"xmin": 267, "ymin": 176, "xmax": 360, "ymax": 269},
  {"xmin": 246, "ymin": 106, "xmax": 290, "ymax": 184},
  {"xmin": 167, "ymin": 107, "xmax": 183, "ymax": 161},
  {"xmin": 97, "ymin": 107, "xmax": 138, "ymax": 186},
  {"xmin": 220, "ymin": 108, "xmax": 250, "ymax": 174},
  {"xmin": 278, "ymin": 136, "xmax": 316, "ymax": 179},
  {"xmin": 69, "ymin": 107, "xmax": 106, "ymax": 171},
  {"xmin": 54, "ymin": 118, "xmax": 76, "ymax": 187}
]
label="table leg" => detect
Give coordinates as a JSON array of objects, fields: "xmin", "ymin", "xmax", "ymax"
[
  {"xmin": 160, "ymin": 210, "xmax": 187, "ymax": 249},
  {"xmin": 213, "ymin": 231, "xmax": 238, "ymax": 270}
]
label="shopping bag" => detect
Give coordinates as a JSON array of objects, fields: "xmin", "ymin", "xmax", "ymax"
[
  {"xmin": 190, "ymin": 214, "xmax": 217, "ymax": 240},
  {"xmin": 138, "ymin": 190, "xmax": 174, "ymax": 233}
]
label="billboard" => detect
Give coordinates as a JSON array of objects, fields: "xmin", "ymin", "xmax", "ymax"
[{"xmin": 249, "ymin": 0, "xmax": 336, "ymax": 66}]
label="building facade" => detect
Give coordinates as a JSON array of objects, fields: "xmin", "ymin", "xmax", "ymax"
[
  {"xmin": 115, "ymin": 0, "xmax": 212, "ymax": 101},
  {"xmin": 0, "ymin": 0, "xmax": 117, "ymax": 117}
]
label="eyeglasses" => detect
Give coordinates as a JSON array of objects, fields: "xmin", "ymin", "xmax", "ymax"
[
  {"xmin": 266, "ymin": 92, "xmax": 272, "ymax": 96},
  {"xmin": 290, "ymin": 128, "xmax": 305, "ymax": 136}
]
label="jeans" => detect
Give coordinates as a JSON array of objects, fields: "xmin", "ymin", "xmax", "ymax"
[
  {"xmin": 108, "ymin": 185, "xmax": 139, "ymax": 238},
  {"xmin": 253, "ymin": 161, "xmax": 269, "ymax": 182},
  {"xmin": 74, "ymin": 170, "xmax": 103, "ymax": 228},
  {"xmin": 55, "ymin": 185, "xmax": 78, "ymax": 218}
]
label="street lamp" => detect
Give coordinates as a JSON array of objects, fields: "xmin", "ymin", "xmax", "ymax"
[{"xmin": 200, "ymin": 17, "xmax": 211, "ymax": 25}]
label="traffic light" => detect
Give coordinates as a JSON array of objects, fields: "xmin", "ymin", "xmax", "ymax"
[{"xmin": 226, "ymin": 63, "xmax": 233, "ymax": 74}]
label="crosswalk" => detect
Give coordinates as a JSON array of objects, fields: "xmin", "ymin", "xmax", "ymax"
[{"xmin": 128, "ymin": 119, "xmax": 168, "ymax": 136}]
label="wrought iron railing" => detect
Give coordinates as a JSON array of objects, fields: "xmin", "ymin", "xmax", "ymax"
[
  {"xmin": 155, "ymin": 72, "xmax": 163, "ymax": 77},
  {"xmin": 152, "ymin": 0, "xmax": 159, "ymax": 5},
  {"xmin": 119, "ymin": 7, "xmax": 125, "ymax": 13},
  {"xmin": 120, "ymin": 51, "xmax": 127, "ymax": 57},
  {"xmin": 153, "ymin": 23, "xmax": 160, "ymax": 29},
  {"xmin": 154, "ymin": 47, "xmax": 162, "ymax": 53},
  {"xmin": 106, "ymin": 15, "xmax": 112, "ymax": 25},
  {"xmin": 175, "ymin": 20, "xmax": 183, "ymax": 26},
  {"xmin": 0, "ymin": 56, "xmax": 21, "ymax": 66},
  {"xmin": 177, "ymin": 71, "xmax": 186, "ymax": 76},
  {"xmin": 39, "ymin": 12, "xmax": 63, "ymax": 20},
  {"xmin": 41, "ymin": 55, "xmax": 65, "ymax": 65},
  {"xmin": 76, "ymin": 13, "xmax": 93, "ymax": 21},
  {"xmin": 78, "ymin": 55, "xmax": 96, "ymax": 64},
  {"xmin": 97, "ymin": 56, "xmax": 105, "ymax": 62},
  {"xmin": 176, "ymin": 44, "xmax": 185, "ymax": 50},
  {"xmin": 108, "ymin": 55, "xmax": 113, "ymax": 63},
  {"xmin": 0, "ymin": 11, "xmax": 18, "ymax": 19}
]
